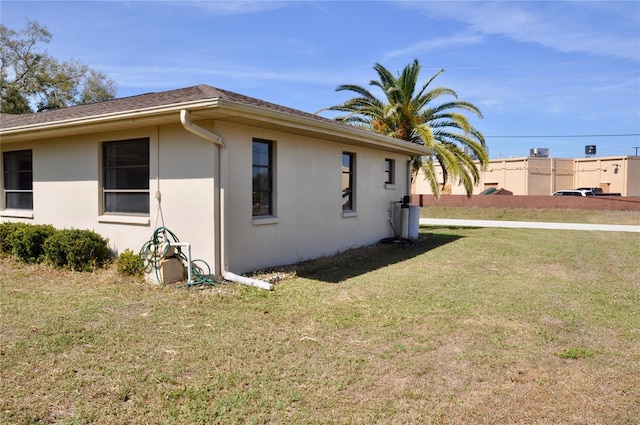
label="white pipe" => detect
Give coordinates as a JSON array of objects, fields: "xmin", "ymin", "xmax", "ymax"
[
  {"xmin": 169, "ymin": 242, "xmax": 192, "ymax": 284},
  {"xmin": 223, "ymin": 272, "xmax": 273, "ymax": 291},
  {"xmin": 180, "ymin": 109, "xmax": 273, "ymax": 290},
  {"xmin": 219, "ymin": 147, "xmax": 228, "ymax": 275},
  {"xmin": 407, "ymin": 158, "xmax": 413, "ymax": 197}
]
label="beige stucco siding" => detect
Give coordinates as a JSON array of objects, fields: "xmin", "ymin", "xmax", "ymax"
[
  {"xmin": 414, "ymin": 156, "xmax": 638, "ymax": 197},
  {"xmin": 527, "ymin": 157, "xmax": 551, "ymax": 196},
  {"xmin": 150, "ymin": 124, "xmax": 217, "ymax": 272},
  {"xmin": 2, "ymin": 119, "xmax": 411, "ymax": 275},
  {"xmin": 627, "ymin": 158, "xmax": 640, "ymax": 197},
  {"xmin": 573, "ymin": 157, "xmax": 638, "ymax": 194},
  {"xmin": 213, "ymin": 121, "xmax": 406, "ymax": 273},
  {"xmin": 552, "ymin": 159, "xmax": 575, "ymax": 193},
  {"xmin": 1, "ymin": 125, "xmax": 219, "ymax": 272}
]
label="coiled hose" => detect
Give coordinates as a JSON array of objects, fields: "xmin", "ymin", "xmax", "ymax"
[{"xmin": 139, "ymin": 226, "xmax": 218, "ymax": 288}]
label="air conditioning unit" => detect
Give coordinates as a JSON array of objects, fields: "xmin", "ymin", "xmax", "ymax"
[
  {"xmin": 464, "ymin": 145, "xmax": 489, "ymax": 160},
  {"xmin": 529, "ymin": 148, "xmax": 549, "ymax": 157},
  {"xmin": 389, "ymin": 199, "xmax": 420, "ymax": 240}
]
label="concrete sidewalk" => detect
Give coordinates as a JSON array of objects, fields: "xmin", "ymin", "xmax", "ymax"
[{"xmin": 419, "ymin": 218, "xmax": 640, "ymax": 233}]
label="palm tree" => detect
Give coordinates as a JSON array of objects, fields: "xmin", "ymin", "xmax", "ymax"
[{"xmin": 318, "ymin": 59, "xmax": 488, "ymax": 198}]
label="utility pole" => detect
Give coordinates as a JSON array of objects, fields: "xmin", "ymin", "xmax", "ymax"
[{"xmin": 633, "ymin": 146, "xmax": 640, "ymax": 156}]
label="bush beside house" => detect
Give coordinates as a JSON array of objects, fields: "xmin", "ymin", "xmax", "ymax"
[{"xmin": 0, "ymin": 222, "xmax": 111, "ymax": 272}]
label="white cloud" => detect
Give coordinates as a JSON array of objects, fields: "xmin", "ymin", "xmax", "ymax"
[
  {"xmin": 102, "ymin": 62, "xmax": 350, "ymax": 92},
  {"xmin": 163, "ymin": 0, "xmax": 291, "ymax": 16},
  {"xmin": 384, "ymin": 33, "xmax": 484, "ymax": 59},
  {"xmin": 398, "ymin": 1, "xmax": 640, "ymax": 61}
]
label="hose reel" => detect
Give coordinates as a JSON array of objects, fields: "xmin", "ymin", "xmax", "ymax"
[{"xmin": 139, "ymin": 226, "xmax": 217, "ymax": 288}]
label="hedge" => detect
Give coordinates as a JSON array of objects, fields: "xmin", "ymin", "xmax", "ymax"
[{"xmin": 0, "ymin": 222, "xmax": 110, "ymax": 271}]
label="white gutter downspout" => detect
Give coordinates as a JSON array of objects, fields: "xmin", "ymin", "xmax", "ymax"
[
  {"xmin": 180, "ymin": 110, "xmax": 273, "ymax": 290},
  {"xmin": 407, "ymin": 158, "xmax": 413, "ymax": 200}
]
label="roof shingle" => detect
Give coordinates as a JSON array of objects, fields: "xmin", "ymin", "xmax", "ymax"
[{"xmin": 0, "ymin": 84, "xmax": 333, "ymax": 129}]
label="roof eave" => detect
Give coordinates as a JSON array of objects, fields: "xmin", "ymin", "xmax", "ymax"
[
  {"xmin": 0, "ymin": 99, "xmax": 220, "ymax": 143},
  {"xmin": 1, "ymin": 98, "xmax": 435, "ymax": 157},
  {"xmin": 211, "ymin": 98, "xmax": 435, "ymax": 157}
]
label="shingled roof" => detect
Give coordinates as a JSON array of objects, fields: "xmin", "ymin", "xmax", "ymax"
[
  {"xmin": 0, "ymin": 84, "xmax": 334, "ymax": 129},
  {"xmin": 1, "ymin": 84, "xmax": 436, "ymax": 157}
]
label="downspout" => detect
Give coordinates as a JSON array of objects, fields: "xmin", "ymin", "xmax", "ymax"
[
  {"xmin": 407, "ymin": 158, "xmax": 413, "ymax": 201},
  {"xmin": 179, "ymin": 110, "xmax": 273, "ymax": 290}
]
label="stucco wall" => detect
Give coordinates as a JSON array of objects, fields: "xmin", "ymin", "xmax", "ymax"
[
  {"xmin": 213, "ymin": 121, "xmax": 408, "ymax": 273},
  {"xmin": 552, "ymin": 159, "xmax": 575, "ymax": 193},
  {"xmin": 573, "ymin": 157, "xmax": 639, "ymax": 196},
  {"xmin": 627, "ymin": 158, "xmax": 640, "ymax": 197},
  {"xmin": 1, "ymin": 120, "xmax": 410, "ymax": 274},
  {"xmin": 470, "ymin": 158, "xmax": 523, "ymax": 195},
  {"xmin": 413, "ymin": 156, "xmax": 639, "ymax": 197},
  {"xmin": 0, "ymin": 125, "xmax": 219, "ymax": 272}
]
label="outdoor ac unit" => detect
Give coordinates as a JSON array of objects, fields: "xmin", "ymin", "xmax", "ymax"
[
  {"xmin": 530, "ymin": 148, "xmax": 549, "ymax": 157},
  {"xmin": 463, "ymin": 146, "xmax": 478, "ymax": 160},
  {"xmin": 389, "ymin": 200, "xmax": 420, "ymax": 240}
]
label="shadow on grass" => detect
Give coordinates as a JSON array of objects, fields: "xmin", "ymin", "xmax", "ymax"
[{"xmin": 288, "ymin": 231, "xmax": 463, "ymax": 284}]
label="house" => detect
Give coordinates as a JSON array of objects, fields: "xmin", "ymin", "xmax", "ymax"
[
  {"xmin": 1, "ymin": 85, "xmax": 433, "ymax": 282},
  {"xmin": 413, "ymin": 155, "xmax": 640, "ymax": 197}
]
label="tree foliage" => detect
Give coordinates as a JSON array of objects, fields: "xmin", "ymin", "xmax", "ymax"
[
  {"xmin": 0, "ymin": 19, "xmax": 117, "ymax": 113},
  {"xmin": 319, "ymin": 59, "xmax": 488, "ymax": 198}
]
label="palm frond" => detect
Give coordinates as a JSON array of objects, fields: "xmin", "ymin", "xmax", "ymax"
[
  {"xmin": 318, "ymin": 59, "xmax": 487, "ymax": 198},
  {"xmin": 420, "ymin": 157, "xmax": 441, "ymax": 199},
  {"xmin": 415, "ymin": 67, "xmax": 445, "ymax": 99},
  {"xmin": 431, "ymin": 100, "xmax": 483, "ymax": 118}
]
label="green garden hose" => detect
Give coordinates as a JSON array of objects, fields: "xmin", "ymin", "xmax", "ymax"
[{"xmin": 139, "ymin": 226, "xmax": 218, "ymax": 289}]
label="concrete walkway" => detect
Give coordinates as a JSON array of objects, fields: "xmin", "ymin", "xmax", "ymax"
[{"xmin": 419, "ymin": 218, "xmax": 640, "ymax": 233}]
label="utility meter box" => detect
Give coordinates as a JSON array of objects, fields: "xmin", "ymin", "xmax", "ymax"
[{"xmin": 145, "ymin": 257, "xmax": 185, "ymax": 284}]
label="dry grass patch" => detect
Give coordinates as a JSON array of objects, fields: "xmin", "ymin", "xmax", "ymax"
[{"xmin": 1, "ymin": 224, "xmax": 639, "ymax": 424}]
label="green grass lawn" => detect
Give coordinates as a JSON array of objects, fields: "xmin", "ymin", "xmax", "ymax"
[
  {"xmin": 1, "ymin": 218, "xmax": 639, "ymax": 424},
  {"xmin": 420, "ymin": 206, "xmax": 640, "ymax": 225}
]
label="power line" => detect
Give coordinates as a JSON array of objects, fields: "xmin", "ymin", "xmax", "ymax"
[{"xmin": 485, "ymin": 133, "xmax": 640, "ymax": 139}]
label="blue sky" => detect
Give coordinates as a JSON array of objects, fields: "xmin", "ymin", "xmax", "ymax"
[{"xmin": 2, "ymin": 0, "xmax": 639, "ymax": 159}]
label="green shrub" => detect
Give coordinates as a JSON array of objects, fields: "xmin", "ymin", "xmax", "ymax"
[
  {"xmin": 10, "ymin": 224, "xmax": 56, "ymax": 263},
  {"xmin": 43, "ymin": 229, "xmax": 110, "ymax": 271},
  {"xmin": 117, "ymin": 249, "xmax": 143, "ymax": 276},
  {"xmin": 0, "ymin": 222, "xmax": 29, "ymax": 254}
]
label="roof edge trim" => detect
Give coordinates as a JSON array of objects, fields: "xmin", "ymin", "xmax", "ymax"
[
  {"xmin": 0, "ymin": 99, "xmax": 220, "ymax": 135},
  {"xmin": 215, "ymin": 98, "xmax": 435, "ymax": 157}
]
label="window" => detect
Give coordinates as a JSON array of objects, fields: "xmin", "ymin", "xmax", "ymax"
[
  {"xmin": 252, "ymin": 139, "xmax": 273, "ymax": 216},
  {"xmin": 342, "ymin": 152, "xmax": 355, "ymax": 211},
  {"xmin": 3, "ymin": 150, "xmax": 33, "ymax": 210},
  {"xmin": 385, "ymin": 158, "xmax": 395, "ymax": 185},
  {"xmin": 102, "ymin": 138, "xmax": 149, "ymax": 214}
]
